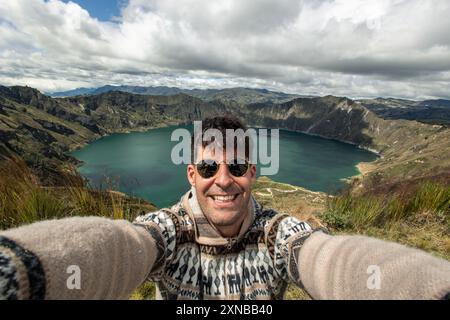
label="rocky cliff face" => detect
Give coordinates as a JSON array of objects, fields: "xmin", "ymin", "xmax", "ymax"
[
  {"xmin": 238, "ymin": 96, "xmax": 374, "ymax": 148},
  {"xmin": 64, "ymin": 91, "xmax": 230, "ymax": 132}
]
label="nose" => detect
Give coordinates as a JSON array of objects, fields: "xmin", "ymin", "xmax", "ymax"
[{"xmin": 214, "ymin": 164, "xmax": 234, "ymax": 189}]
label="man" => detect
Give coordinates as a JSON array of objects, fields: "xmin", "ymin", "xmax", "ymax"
[{"xmin": 0, "ymin": 115, "xmax": 449, "ymax": 300}]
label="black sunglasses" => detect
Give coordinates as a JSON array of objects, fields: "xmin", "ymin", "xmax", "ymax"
[{"xmin": 195, "ymin": 159, "xmax": 250, "ymax": 179}]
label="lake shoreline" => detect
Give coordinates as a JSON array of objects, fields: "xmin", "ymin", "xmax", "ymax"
[
  {"xmin": 70, "ymin": 123, "xmax": 378, "ymax": 206},
  {"xmin": 250, "ymin": 124, "xmax": 382, "ymax": 156},
  {"xmin": 67, "ymin": 122, "xmax": 182, "ymax": 170}
]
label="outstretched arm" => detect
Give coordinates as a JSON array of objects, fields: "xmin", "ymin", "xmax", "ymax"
[
  {"xmin": 296, "ymin": 231, "xmax": 450, "ymax": 300},
  {"xmin": 0, "ymin": 216, "xmax": 159, "ymax": 300}
]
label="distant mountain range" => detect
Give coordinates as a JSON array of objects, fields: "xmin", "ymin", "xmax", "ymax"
[
  {"xmin": 48, "ymin": 85, "xmax": 308, "ymax": 105},
  {"xmin": 49, "ymin": 85, "xmax": 450, "ymax": 126},
  {"xmin": 358, "ymin": 98, "xmax": 450, "ymax": 126}
]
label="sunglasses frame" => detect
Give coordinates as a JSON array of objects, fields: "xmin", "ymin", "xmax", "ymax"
[{"xmin": 195, "ymin": 159, "xmax": 250, "ymax": 179}]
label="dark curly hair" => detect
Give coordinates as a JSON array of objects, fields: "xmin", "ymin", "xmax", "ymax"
[{"xmin": 190, "ymin": 115, "xmax": 252, "ymax": 163}]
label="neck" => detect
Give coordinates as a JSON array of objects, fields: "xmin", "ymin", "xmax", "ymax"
[{"xmin": 214, "ymin": 212, "xmax": 248, "ymax": 238}]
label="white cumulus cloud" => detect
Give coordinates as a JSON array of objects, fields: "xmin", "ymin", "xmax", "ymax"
[{"xmin": 0, "ymin": 0, "xmax": 450, "ymax": 99}]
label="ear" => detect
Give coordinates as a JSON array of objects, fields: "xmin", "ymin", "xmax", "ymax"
[
  {"xmin": 249, "ymin": 164, "xmax": 257, "ymax": 183},
  {"xmin": 187, "ymin": 164, "xmax": 196, "ymax": 187}
]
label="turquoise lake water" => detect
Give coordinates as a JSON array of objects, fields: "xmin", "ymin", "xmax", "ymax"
[{"xmin": 70, "ymin": 125, "xmax": 378, "ymax": 208}]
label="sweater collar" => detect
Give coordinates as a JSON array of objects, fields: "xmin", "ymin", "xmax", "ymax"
[{"xmin": 182, "ymin": 187, "xmax": 256, "ymax": 246}]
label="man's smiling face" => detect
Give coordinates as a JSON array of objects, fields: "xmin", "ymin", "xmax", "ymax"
[{"xmin": 187, "ymin": 146, "xmax": 257, "ymax": 237}]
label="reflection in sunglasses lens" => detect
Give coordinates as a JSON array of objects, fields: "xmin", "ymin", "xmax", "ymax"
[{"xmin": 197, "ymin": 160, "xmax": 249, "ymax": 178}]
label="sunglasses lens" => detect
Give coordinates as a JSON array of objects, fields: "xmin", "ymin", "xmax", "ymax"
[
  {"xmin": 197, "ymin": 160, "xmax": 219, "ymax": 178},
  {"xmin": 196, "ymin": 160, "xmax": 249, "ymax": 178},
  {"xmin": 228, "ymin": 161, "xmax": 249, "ymax": 177}
]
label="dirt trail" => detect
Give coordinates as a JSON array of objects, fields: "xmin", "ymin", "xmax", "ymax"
[
  {"xmin": 255, "ymin": 185, "xmax": 325, "ymax": 199},
  {"xmin": 255, "ymin": 186, "xmax": 300, "ymax": 197}
]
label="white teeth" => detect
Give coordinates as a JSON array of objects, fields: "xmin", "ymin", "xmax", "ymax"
[{"xmin": 213, "ymin": 195, "xmax": 236, "ymax": 201}]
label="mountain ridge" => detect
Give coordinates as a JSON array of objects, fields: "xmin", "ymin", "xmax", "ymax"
[
  {"xmin": 48, "ymin": 85, "xmax": 308, "ymax": 104},
  {"xmin": 1, "ymin": 85, "xmax": 450, "ymax": 193},
  {"xmin": 48, "ymin": 85, "xmax": 450, "ymax": 125}
]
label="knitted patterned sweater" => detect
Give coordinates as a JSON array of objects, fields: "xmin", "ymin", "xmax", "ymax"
[
  {"xmin": 1, "ymin": 189, "xmax": 450, "ymax": 300},
  {"xmin": 133, "ymin": 189, "xmax": 313, "ymax": 300}
]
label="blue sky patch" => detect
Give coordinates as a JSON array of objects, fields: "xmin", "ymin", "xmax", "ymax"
[{"xmin": 64, "ymin": 0, "xmax": 125, "ymax": 21}]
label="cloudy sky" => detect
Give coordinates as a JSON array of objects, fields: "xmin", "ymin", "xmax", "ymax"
[{"xmin": 1, "ymin": 0, "xmax": 450, "ymax": 99}]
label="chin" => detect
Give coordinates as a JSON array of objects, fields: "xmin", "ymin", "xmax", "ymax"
[
  {"xmin": 209, "ymin": 210, "xmax": 241, "ymax": 227},
  {"xmin": 198, "ymin": 194, "xmax": 249, "ymax": 227}
]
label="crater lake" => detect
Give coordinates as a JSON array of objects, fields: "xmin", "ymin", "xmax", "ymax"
[{"xmin": 70, "ymin": 125, "xmax": 378, "ymax": 208}]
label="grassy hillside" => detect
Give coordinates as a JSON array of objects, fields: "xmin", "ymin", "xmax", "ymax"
[{"xmin": 255, "ymin": 176, "xmax": 450, "ymax": 299}]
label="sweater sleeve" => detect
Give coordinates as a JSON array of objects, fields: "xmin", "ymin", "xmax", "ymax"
[
  {"xmin": 297, "ymin": 231, "xmax": 450, "ymax": 300},
  {"xmin": 0, "ymin": 216, "xmax": 160, "ymax": 300}
]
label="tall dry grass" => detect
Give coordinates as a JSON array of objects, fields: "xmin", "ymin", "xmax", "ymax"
[
  {"xmin": 321, "ymin": 181, "xmax": 450, "ymax": 260},
  {"xmin": 323, "ymin": 182, "xmax": 450, "ymax": 231},
  {"xmin": 0, "ymin": 157, "xmax": 156, "ymax": 229}
]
